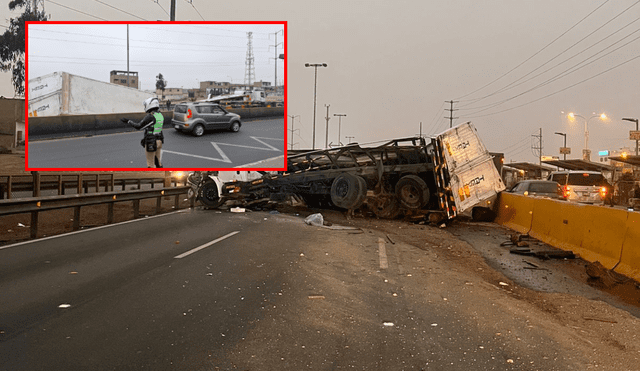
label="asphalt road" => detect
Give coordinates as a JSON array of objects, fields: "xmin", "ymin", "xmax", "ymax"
[
  {"xmin": 0, "ymin": 208, "xmax": 581, "ymax": 370},
  {"xmin": 26, "ymin": 117, "xmax": 285, "ymax": 169}
]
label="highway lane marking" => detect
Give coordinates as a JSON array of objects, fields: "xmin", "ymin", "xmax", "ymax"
[
  {"xmin": 174, "ymin": 231, "xmax": 240, "ymax": 259},
  {"xmin": 0, "ymin": 209, "xmax": 190, "ymax": 251},
  {"xmin": 378, "ymin": 237, "xmax": 388, "ymax": 269},
  {"xmin": 162, "ymin": 144, "xmax": 232, "ymax": 163},
  {"xmin": 211, "ymin": 136, "xmax": 284, "ymax": 151}
]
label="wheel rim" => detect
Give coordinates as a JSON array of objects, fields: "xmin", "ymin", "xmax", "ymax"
[
  {"xmin": 194, "ymin": 125, "xmax": 204, "ymax": 136},
  {"xmin": 398, "ymin": 184, "xmax": 422, "ymax": 209}
]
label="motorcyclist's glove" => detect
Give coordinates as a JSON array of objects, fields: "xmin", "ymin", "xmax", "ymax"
[{"xmin": 120, "ymin": 118, "xmax": 131, "ymax": 124}]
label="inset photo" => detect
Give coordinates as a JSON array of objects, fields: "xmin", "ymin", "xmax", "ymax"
[{"xmin": 26, "ymin": 21, "xmax": 286, "ymax": 171}]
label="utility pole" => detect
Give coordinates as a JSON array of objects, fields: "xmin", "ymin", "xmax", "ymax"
[
  {"xmin": 126, "ymin": 25, "xmax": 130, "ymax": 88},
  {"xmin": 333, "ymin": 113, "xmax": 346, "ymax": 146},
  {"xmin": 273, "ymin": 30, "xmax": 283, "ymax": 96},
  {"xmin": 445, "ymin": 100, "xmax": 459, "ymax": 128},
  {"xmin": 324, "ymin": 104, "xmax": 330, "ymax": 149},
  {"xmin": 244, "ymin": 33, "xmax": 255, "ymax": 88},
  {"xmin": 532, "ymin": 128, "xmax": 543, "ymax": 179},
  {"xmin": 170, "ymin": 0, "xmax": 176, "ymax": 21},
  {"xmin": 288, "ymin": 115, "xmax": 299, "ymax": 151}
]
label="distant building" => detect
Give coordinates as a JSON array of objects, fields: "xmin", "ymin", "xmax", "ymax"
[
  {"xmin": 598, "ymin": 147, "xmax": 635, "ymax": 174},
  {"xmin": 156, "ymin": 88, "xmax": 187, "ymax": 101},
  {"xmin": 110, "ymin": 70, "xmax": 139, "ymax": 89}
]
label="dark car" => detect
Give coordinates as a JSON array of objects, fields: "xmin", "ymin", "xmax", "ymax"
[
  {"xmin": 507, "ymin": 180, "xmax": 564, "ymax": 200},
  {"xmin": 172, "ymin": 102, "xmax": 241, "ymax": 137}
]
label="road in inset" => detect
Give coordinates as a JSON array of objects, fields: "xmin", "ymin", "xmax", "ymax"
[{"xmin": 27, "ymin": 117, "xmax": 284, "ymax": 169}]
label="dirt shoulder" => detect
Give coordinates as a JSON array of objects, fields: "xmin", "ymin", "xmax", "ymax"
[{"xmin": 313, "ymin": 209, "xmax": 640, "ymax": 371}]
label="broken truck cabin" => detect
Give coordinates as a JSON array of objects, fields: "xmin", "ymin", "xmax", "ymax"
[{"xmin": 199, "ymin": 122, "xmax": 506, "ymax": 220}]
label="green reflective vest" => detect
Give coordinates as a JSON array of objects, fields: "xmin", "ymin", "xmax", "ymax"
[{"xmin": 152, "ymin": 112, "xmax": 164, "ymax": 134}]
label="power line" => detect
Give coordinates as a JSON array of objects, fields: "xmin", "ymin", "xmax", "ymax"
[
  {"xmin": 93, "ymin": 0, "xmax": 147, "ymax": 20},
  {"xmin": 464, "ymin": 52, "xmax": 640, "ymax": 119},
  {"xmin": 184, "ymin": 0, "xmax": 205, "ymax": 21},
  {"xmin": 462, "ymin": 31, "xmax": 640, "ymax": 118},
  {"xmin": 151, "ymin": 0, "xmax": 170, "ymax": 16},
  {"xmin": 455, "ymin": 0, "xmax": 611, "ymax": 101},
  {"xmin": 458, "ymin": 0, "xmax": 640, "ymax": 109},
  {"xmin": 47, "ymin": 0, "xmax": 108, "ymax": 20}
]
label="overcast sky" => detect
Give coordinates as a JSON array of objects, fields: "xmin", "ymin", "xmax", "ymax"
[
  {"xmin": 27, "ymin": 23, "xmax": 284, "ymax": 91},
  {"xmin": 2, "ymin": 0, "xmax": 640, "ymax": 164}
]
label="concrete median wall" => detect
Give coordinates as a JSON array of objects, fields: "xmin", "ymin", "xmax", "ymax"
[
  {"xmin": 495, "ymin": 193, "xmax": 640, "ymax": 282},
  {"xmin": 27, "ymin": 107, "xmax": 284, "ymax": 140}
]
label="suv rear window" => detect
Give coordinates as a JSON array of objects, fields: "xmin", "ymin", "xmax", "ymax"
[
  {"xmin": 529, "ymin": 183, "xmax": 558, "ymax": 193},
  {"xmin": 174, "ymin": 105, "xmax": 188, "ymax": 113},
  {"xmin": 566, "ymin": 173, "xmax": 605, "ymax": 186}
]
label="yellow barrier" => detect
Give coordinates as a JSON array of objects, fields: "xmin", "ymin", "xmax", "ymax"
[
  {"xmin": 615, "ymin": 212, "xmax": 640, "ymax": 282},
  {"xmin": 497, "ymin": 193, "xmax": 639, "ymax": 279},
  {"xmin": 494, "ymin": 193, "xmax": 533, "ymax": 234}
]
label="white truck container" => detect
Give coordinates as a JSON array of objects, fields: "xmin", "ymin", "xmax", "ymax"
[
  {"xmin": 433, "ymin": 122, "xmax": 506, "ymax": 218},
  {"xmin": 27, "ymin": 72, "xmax": 154, "ymax": 117}
]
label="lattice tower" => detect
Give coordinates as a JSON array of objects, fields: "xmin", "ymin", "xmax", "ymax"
[{"xmin": 244, "ymin": 32, "xmax": 255, "ymax": 88}]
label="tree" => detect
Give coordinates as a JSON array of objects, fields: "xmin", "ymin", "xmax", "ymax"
[
  {"xmin": 0, "ymin": 0, "xmax": 47, "ymax": 96},
  {"xmin": 156, "ymin": 73, "xmax": 167, "ymax": 98}
]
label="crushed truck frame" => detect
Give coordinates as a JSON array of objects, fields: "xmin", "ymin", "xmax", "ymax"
[{"xmin": 196, "ymin": 122, "xmax": 505, "ymax": 220}]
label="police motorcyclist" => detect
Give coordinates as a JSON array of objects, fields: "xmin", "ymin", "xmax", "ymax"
[{"xmin": 121, "ymin": 97, "xmax": 165, "ymax": 168}]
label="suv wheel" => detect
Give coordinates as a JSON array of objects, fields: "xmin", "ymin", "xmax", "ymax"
[
  {"xmin": 230, "ymin": 121, "xmax": 240, "ymax": 132},
  {"xmin": 192, "ymin": 124, "xmax": 204, "ymax": 137}
]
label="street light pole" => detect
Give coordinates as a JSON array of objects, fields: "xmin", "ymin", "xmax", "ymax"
[
  {"xmin": 622, "ymin": 117, "xmax": 639, "ymax": 156},
  {"xmin": 288, "ymin": 115, "xmax": 299, "ymax": 151},
  {"xmin": 568, "ymin": 112, "xmax": 607, "ymax": 161},
  {"xmin": 334, "ymin": 113, "xmax": 346, "ymax": 146},
  {"xmin": 554, "ymin": 132, "xmax": 567, "ymax": 160},
  {"xmin": 304, "ymin": 63, "xmax": 327, "ymax": 150},
  {"xmin": 324, "ymin": 104, "xmax": 330, "ymax": 148}
]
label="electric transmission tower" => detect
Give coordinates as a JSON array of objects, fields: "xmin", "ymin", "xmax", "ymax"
[
  {"xmin": 531, "ymin": 128, "xmax": 543, "ymax": 177},
  {"xmin": 244, "ymin": 32, "xmax": 256, "ymax": 88}
]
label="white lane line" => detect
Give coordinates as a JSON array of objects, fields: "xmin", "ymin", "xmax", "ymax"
[
  {"xmin": 174, "ymin": 231, "xmax": 240, "ymax": 259},
  {"xmin": 378, "ymin": 237, "xmax": 388, "ymax": 269},
  {"xmin": 0, "ymin": 209, "xmax": 190, "ymax": 251},
  {"xmin": 163, "ymin": 146, "xmax": 231, "ymax": 163}
]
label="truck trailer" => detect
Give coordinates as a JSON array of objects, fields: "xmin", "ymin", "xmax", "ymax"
[{"xmin": 193, "ymin": 122, "xmax": 505, "ymax": 220}]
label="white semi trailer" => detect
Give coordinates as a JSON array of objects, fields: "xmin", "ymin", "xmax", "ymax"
[{"xmin": 27, "ymin": 72, "xmax": 154, "ymax": 117}]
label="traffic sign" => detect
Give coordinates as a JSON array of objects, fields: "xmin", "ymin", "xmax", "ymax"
[
  {"xmin": 630, "ymin": 130, "xmax": 640, "ymax": 140},
  {"xmin": 559, "ymin": 147, "xmax": 571, "ymax": 155}
]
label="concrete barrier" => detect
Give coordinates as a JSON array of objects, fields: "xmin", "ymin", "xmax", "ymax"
[
  {"xmin": 27, "ymin": 107, "xmax": 285, "ymax": 140},
  {"xmin": 616, "ymin": 212, "xmax": 640, "ymax": 282},
  {"xmin": 493, "ymin": 193, "xmax": 533, "ymax": 234},
  {"xmin": 496, "ymin": 193, "xmax": 640, "ymax": 281}
]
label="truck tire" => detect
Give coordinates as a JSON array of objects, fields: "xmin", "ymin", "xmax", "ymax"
[
  {"xmin": 330, "ymin": 173, "xmax": 367, "ymax": 210},
  {"xmin": 395, "ymin": 175, "xmax": 430, "ymax": 209},
  {"xmin": 199, "ymin": 181, "xmax": 224, "ymax": 208},
  {"xmin": 369, "ymin": 195, "xmax": 401, "ymax": 219}
]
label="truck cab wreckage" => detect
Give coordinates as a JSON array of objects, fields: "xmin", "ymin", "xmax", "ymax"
[{"xmin": 192, "ymin": 122, "xmax": 506, "ymax": 220}]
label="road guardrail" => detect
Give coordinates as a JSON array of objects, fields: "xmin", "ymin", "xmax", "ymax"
[{"xmin": 0, "ymin": 186, "xmax": 193, "ymax": 239}]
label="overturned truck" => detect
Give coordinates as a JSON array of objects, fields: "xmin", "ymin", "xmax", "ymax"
[{"xmin": 197, "ymin": 122, "xmax": 506, "ymax": 220}]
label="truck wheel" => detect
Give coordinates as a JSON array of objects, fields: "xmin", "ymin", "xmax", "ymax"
[
  {"xmin": 395, "ymin": 175, "xmax": 430, "ymax": 209},
  {"xmin": 471, "ymin": 207, "xmax": 495, "ymax": 222},
  {"xmin": 229, "ymin": 121, "xmax": 240, "ymax": 132},
  {"xmin": 369, "ymin": 195, "xmax": 401, "ymax": 219},
  {"xmin": 192, "ymin": 124, "xmax": 205, "ymax": 137},
  {"xmin": 199, "ymin": 181, "xmax": 224, "ymax": 208},
  {"xmin": 330, "ymin": 173, "xmax": 367, "ymax": 210}
]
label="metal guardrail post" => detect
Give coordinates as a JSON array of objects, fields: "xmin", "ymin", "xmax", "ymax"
[
  {"xmin": 156, "ymin": 196, "xmax": 162, "ymax": 214},
  {"xmin": 73, "ymin": 206, "xmax": 81, "ymax": 231},
  {"xmin": 30, "ymin": 211, "xmax": 38, "ymax": 239},
  {"xmin": 133, "ymin": 200, "xmax": 140, "ymax": 218},
  {"xmin": 7, "ymin": 175, "xmax": 12, "ymax": 200},
  {"xmin": 32, "ymin": 172, "xmax": 40, "ymax": 197},
  {"xmin": 107, "ymin": 203, "xmax": 114, "ymax": 224},
  {"xmin": 77, "ymin": 174, "xmax": 83, "ymax": 194},
  {"xmin": 110, "ymin": 174, "xmax": 115, "ymax": 192},
  {"xmin": 57, "ymin": 175, "xmax": 62, "ymax": 195}
]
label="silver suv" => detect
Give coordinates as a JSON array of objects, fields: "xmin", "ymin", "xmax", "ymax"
[
  {"xmin": 172, "ymin": 102, "xmax": 241, "ymax": 137},
  {"xmin": 547, "ymin": 170, "xmax": 609, "ymax": 203}
]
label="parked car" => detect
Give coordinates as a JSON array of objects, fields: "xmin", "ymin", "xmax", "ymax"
[
  {"xmin": 506, "ymin": 180, "xmax": 564, "ymax": 199},
  {"xmin": 172, "ymin": 102, "xmax": 241, "ymax": 137},
  {"xmin": 547, "ymin": 170, "xmax": 610, "ymax": 204}
]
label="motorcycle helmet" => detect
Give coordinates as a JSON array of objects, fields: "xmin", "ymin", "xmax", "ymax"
[{"xmin": 143, "ymin": 97, "xmax": 160, "ymax": 112}]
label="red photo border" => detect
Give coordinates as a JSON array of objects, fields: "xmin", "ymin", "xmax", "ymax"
[{"xmin": 24, "ymin": 20, "xmax": 287, "ymax": 172}]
